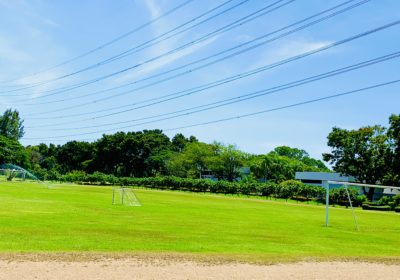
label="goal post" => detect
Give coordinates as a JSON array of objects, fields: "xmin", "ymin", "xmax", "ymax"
[
  {"xmin": 324, "ymin": 180, "xmax": 400, "ymax": 230},
  {"xmin": 0, "ymin": 168, "xmax": 27, "ymax": 182},
  {"xmin": 112, "ymin": 187, "xmax": 142, "ymax": 206}
]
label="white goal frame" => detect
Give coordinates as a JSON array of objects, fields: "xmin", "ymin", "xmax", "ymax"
[
  {"xmin": 323, "ymin": 180, "xmax": 400, "ymax": 230},
  {"xmin": 112, "ymin": 187, "xmax": 142, "ymax": 206}
]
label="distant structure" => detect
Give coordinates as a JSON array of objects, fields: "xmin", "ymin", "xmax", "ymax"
[
  {"xmin": 296, "ymin": 171, "xmax": 400, "ymax": 228},
  {"xmin": 295, "ymin": 172, "xmax": 355, "ymax": 187},
  {"xmin": 295, "ymin": 171, "xmax": 400, "ymax": 200}
]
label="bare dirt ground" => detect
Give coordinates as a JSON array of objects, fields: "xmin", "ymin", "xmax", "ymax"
[{"xmin": 0, "ymin": 254, "xmax": 399, "ymax": 280}]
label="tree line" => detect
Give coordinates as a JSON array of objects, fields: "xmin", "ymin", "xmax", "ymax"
[
  {"xmin": 0, "ymin": 109, "xmax": 399, "ymax": 195},
  {"xmin": 4, "ymin": 129, "xmax": 328, "ymax": 182}
]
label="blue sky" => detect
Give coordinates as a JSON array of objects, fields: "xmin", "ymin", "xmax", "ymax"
[{"xmin": 0, "ymin": 0, "xmax": 399, "ymax": 160}]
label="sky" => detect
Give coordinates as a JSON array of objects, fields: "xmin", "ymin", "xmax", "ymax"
[{"xmin": 0, "ymin": 0, "xmax": 399, "ymax": 160}]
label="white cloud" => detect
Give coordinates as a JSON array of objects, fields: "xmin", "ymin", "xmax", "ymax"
[
  {"xmin": 114, "ymin": 35, "xmax": 219, "ymax": 84},
  {"xmin": 247, "ymin": 39, "xmax": 334, "ymax": 70},
  {"xmin": 111, "ymin": 1, "xmax": 219, "ymax": 85},
  {"xmin": 272, "ymin": 40, "xmax": 333, "ymax": 59},
  {"xmin": 16, "ymin": 68, "xmax": 72, "ymax": 99},
  {"xmin": 143, "ymin": 0, "xmax": 162, "ymax": 19},
  {"xmin": 0, "ymin": 37, "xmax": 32, "ymax": 64}
]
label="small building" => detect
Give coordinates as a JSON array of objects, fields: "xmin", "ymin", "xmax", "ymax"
[
  {"xmin": 295, "ymin": 172, "xmax": 355, "ymax": 188},
  {"xmin": 295, "ymin": 171, "xmax": 400, "ymax": 200}
]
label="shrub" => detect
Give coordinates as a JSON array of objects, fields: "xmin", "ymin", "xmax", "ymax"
[
  {"xmin": 362, "ymin": 204, "xmax": 392, "ymax": 211},
  {"xmin": 393, "ymin": 194, "xmax": 400, "ymax": 208},
  {"xmin": 329, "ymin": 187, "xmax": 359, "ymax": 206}
]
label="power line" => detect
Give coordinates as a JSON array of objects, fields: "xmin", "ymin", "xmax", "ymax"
[
  {"xmin": 163, "ymin": 79, "xmax": 400, "ymax": 132},
  {"xmin": 25, "ymin": 50, "xmax": 400, "ymax": 135},
  {"xmin": 26, "ymin": 18, "xmax": 399, "ymax": 120},
  {"xmin": 23, "ymin": 78, "xmax": 400, "ymax": 140},
  {"xmin": 14, "ymin": 0, "xmax": 370, "ymax": 106},
  {"xmin": 0, "ymin": 0, "xmax": 249, "ymax": 90},
  {"xmin": 0, "ymin": 0, "xmax": 196, "ymax": 86},
  {"xmin": 0, "ymin": 0, "xmax": 290, "ymax": 94}
]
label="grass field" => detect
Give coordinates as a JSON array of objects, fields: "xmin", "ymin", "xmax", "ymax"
[{"xmin": 0, "ymin": 181, "xmax": 399, "ymax": 262}]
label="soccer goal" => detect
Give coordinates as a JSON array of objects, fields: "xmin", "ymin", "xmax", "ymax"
[
  {"xmin": 112, "ymin": 188, "xmax": 142, "ymax": 206},
  {"xmin": 324, "ymin": 181, "xmax": 400, "ymax": 231},
  {"xmin": 0, "ymin": 164, "xmax": 41, "ymax": 183}
]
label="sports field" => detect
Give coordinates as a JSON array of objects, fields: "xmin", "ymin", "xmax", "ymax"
[{"xmin": 0, "ymin": 181, "xmax": 399, "ymax": 262}]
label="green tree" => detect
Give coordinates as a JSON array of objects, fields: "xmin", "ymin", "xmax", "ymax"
[
  {"xmin": 212, "ymin": 144, "xmax": 247, "ymax": 181},
  {"xmin": 56, "ymin": 141, "xmax": 94, "ymax": 173},
  {"xmin": 249, "ymin": 150, "xmax": 325, "ymax": 183},
  {"xmin": 273, "ymin": 146, "xmax": 308, "ymax": 160},
  {"xmin": 0, "ymin": 135, "xmax": 27, "ymax": 166},
  {"xmin": 273, "ymin": 146, "xmax": 329, "ymax": 171},
  {"xmin": 171, "ymin": 133, "xmax": 197, "ymax": 152},
  {"xmin": 167, "ymin": 142, "xmax": 217, "ymax": 178},
  {"xmin": 323, "ymin": 125, "xmax": 391, "ymax": 200},
  {"xmin": 93, "ymin": 130, "xmax": 171, "ymax": 177},
  {"xmin": 0, "ymin": 109, "xmax": 24, "ymax": 140},
  {"xmin": 387, "ymin": 114, "xmax": 400, "ymax": 185},
  {"xmin": 249, "ymin": 155, "xmax": 271, "ymax": 182}
]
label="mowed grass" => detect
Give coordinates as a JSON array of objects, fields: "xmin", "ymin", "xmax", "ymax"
[{"xmin": 0, "ymin": 181, "xmax": 399, "ymax": 262}]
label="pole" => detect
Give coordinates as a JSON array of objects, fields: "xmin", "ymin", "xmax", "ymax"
[
  {"xmin": 343, "ymin": 184, "xmax": 359, "ymax": 231},
  {"xmin": 112, "ymin": 188, "xmax": 115, "ymax": 204},
  {"xmin": 323, "ymin": 180, "xmax": 329, "ymax": 227}
]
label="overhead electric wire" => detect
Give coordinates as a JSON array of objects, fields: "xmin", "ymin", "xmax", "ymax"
[
  {"xmin": 25, "ymin": 78, "xmax": 400, "ymax": 142},
  {"xmin": 13, "ymin": 0, "xmax": 370, "ymax": 106},
  {"xmin": 0, "ymin": 0, "xmax": 291, "ymax": 94},
  {"xmin": 25, "ymin": 50, "xmax": 400, "ymax": 135},
  {"xmin": 0, "ymin": 0, "xmax": 195, "ymax": 86},
  {"xmin": 23, "ymin": 78, "xmax": 400, "ymax": 140},
  {"xmin": 26, "ymin": 18, "xmax": 399, "ymax": 120},
  {"xmin": 0, "ymin": 0, "xmax": 249, "ymax": 90},
  {"xmin": 163, "ymin": 78, "xmax": 400, "ymax": 132}
]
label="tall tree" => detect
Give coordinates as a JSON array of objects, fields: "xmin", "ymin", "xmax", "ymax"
[
  {"xmin": 56, "ymin": 141, "xmax": 94, "ymax": 173},
  {"xmin": 273, "ymin": 146, "xmax": 328, "ymax": 171},
  {"xmin": 212, "ymin": 143, "xmax": 247, "ymax": 181},
  {"xmin": 0, "ymin": 135, "xmax": 27, "ymax": 166},
  {"xmin": 323, "ymin": 125, "xmax": 391, "ymax": 200},
  {"xmin": 387, "ymin": 114, "xmax": 400, "ymax": 185},
  {"xmin": 92, "ymin": 130, "xmax": 171, "ymax": 177},
  {"xmin": 167, "ymin": 142, "xmax": 217, "ymax": 178},
  {"xmin": 0, "ymin": 109, "xmax": 24, "ymax": 140}
]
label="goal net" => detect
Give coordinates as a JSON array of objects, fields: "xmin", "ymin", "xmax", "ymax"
[
  {"xmin": 0, "ymin": 164, "xmax": 41, "ymax": 183},
  {"xmin": 112, "ymin": 188, "xmax": 142, "ymax": 206}
]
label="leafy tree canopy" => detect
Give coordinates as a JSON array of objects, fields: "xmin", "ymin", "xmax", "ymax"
[
  {"xmin": 0, "ymin": 109, "xmax": 24, "ymax": 140},
  {"xmin": 0, "ymin": 135, "xmax": 27, "ymax": 166}
]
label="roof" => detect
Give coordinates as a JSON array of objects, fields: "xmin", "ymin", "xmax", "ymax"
[{"xmin": 295, "ymin": 172, "xmax": 356, "ymax": 182}]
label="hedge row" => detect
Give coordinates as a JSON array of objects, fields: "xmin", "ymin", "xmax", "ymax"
[
  {"xmin": 58, "ymin": 171, "xmax": 328, "ymax": 201},
  {"xmin": 362, "ymin": 204, "xmax": 393, "ymax": 211},
  {"xmin": 55, "ymin": 171, "xmax": 378, "ymax": 206}
]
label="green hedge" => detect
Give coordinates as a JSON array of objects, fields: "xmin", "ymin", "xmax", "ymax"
[
  {"xmin": 55, "ymin": 171, "xmax": 393, "ymax": 209},
  {"xmin": 56, "ymin": 171, "xmax": 327, "ymax": 201},
  {"xmin": 362, "ymin": 204, "xmax": 392, "ymax": 211}
]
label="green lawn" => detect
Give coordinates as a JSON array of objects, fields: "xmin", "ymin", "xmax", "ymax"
[{"xmin": 0, "ymin": 181, "xmax": 399, "ymax": 262}]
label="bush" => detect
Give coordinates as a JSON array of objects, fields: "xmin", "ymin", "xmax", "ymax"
[
  {"xmin": 277, "ymin": 180, "xmax": 300, "ymax": 200},
  {"xmin": 355, "ymin": 195, "xmax": 368, "ymax": 207},
  {"xmin": 257, "ymin": 182, "xmax": 277, "ymax": 198},
  {"xmin": 393, "ymin": 194, "xmax": 400, "ymax": 208},
  {"xmin": 329, "ymin": 187, "xmax": 359, "ymax": 206},
  {"xmin": 362, "ymin": 204, "xmax": 392, "ymax": 211}
]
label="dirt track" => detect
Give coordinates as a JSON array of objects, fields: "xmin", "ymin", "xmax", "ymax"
[{"xmin": 0, "ymin": 256, "xmax": 399, "ymax": 280}]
